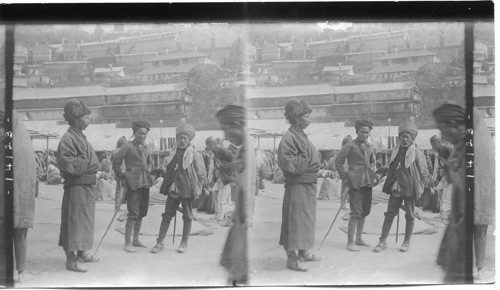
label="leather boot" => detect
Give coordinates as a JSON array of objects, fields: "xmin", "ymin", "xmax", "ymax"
[
  {"xmin": 177, "ymin": 221, "xmax": 192, "ymax": 253},
  {"xmin": 124, "ymin": 219, "xmax": 137, "ymax": 253},
  {"xmin": 374, "ymin": 217, "xmax": 393, "ymax": 252},
  {"xmin": 355, "ymin": 218, "xmax": 370, "ymax": 247},
  {"xmin": 400, "ymin": 219, "xmax": 414, "ymax": 252},
  {"xmin": 346, "ymin": 218, "xmax": 359, "ymax": 252},
  {"xmin": 132, "ymin": 218, "xmax": 147, "ymax": 248},
  {"xmin": 65, "ymin": 251, "xmax": 87, "ymax": 272},
  {"xmin": 151, "ymin": 218, "xmax": 170, "ymax": 254}
]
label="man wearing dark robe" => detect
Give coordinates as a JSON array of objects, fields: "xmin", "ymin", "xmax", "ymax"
[
  {"xmin": 335, "ymin": 118, "xmax": 375, "ymax": 252},
  {"xmin": 278, "ymin": 98, "xmax": 321, "ymax": 272},
  {"xmin": 434, "ymin": 102, "xmax": 471, "ymax": 283},
  {"xmin": 112, "ymin": 120, "xmax": 152, "ymax": 253},
  {"xmin": 56, "ymin": 100, "xmax": 100, "ymax": 272}
]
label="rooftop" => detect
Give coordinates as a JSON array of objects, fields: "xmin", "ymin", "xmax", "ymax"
[
  {"xmin": 309, "ymin": 38, "xmax": 349, "ymax": 45},
  {"xmin": 246, "ymin": 84, "xmax": 334, "ymax": 99},
  {"xmin": 367, "ymin": 62, "xmax": 427, "ymax": 74},
  {"xmin": 332, "ymin": 81, "xmax": 415, "ymax": 94},
  {"xmin": 78, "ymin": 39, "xmax": 119, "ymax": 47},
  {"xmin": 323, "ymin": 65, "xmax": 354, "ymax": 73},
  {"xmin": 373, "ymin": 50, "xmax": 437, "ymax": 61},
  {"xmin": 137, "ymin": 64, "xmax": 196, "ymax": 76},
  {"xmin": 94, "ymin": 66, "xmax": 125, "ymax": 74},
  {"xmin": 473, "ymin": 85, "xmax": 495, "ymax": 98},
  {"xmin": 344, "ymin": 50, "xmax": 388, "ymax": 56},
  {"xmin": 349, "ymin": 29, "xmax": 407, "ymax": 41},
  {"xmin": 141, "ymin": 51, "xmax": 207, "ymax": 63},
  {"xmin": 103, "ymin": 83, "xmax": 187, "ymax": 96}
]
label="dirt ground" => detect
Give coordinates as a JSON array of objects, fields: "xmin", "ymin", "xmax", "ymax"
[{"xmin": 15, "ymin": 180, "xmax": 495, "ymax": 287}]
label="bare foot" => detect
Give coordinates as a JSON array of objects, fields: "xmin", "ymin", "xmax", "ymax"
[
  {"xmin": 347, "ymin": 242, "xmax": 359, "ymax": 252},
  {"xmin": 124, "ymin": 243, "xmax": 137, "ymax": 252}
]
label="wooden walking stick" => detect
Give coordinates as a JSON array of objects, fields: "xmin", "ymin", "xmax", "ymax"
[
  {"xmin": 319, "ymin": 184, "xmax": 349, "ymax": 250},
  {"xmin": 396, "ymin": 211, "xmax": 400, "ymax": 243},
  {"xmin": 95, "ymin": 179, "xmax": 126, "ymax": 256},
  {"xmin": 172, "ymin": 210, "xmax": 177, "ymax": 244}
]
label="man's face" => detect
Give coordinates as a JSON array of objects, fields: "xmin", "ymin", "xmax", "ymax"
[
  {"xmin": 399, "ymin": 132, "xmax": 413, "ymax": 147},
  {"xmin": 356, "ymin": 126, "xmax": 371, "ymax": 142},
  {"xmin": 177, "ymin": 134, "xmax": 191, "ymax": 149},
  {"xmin": 220, "ymin": 123, "xmax": 243, "ymax": 146},
  {"xmin": 133, "ymin": 127, "xmax": 148, "ymax": 143},
  {"xmin": 430, "ymin": 138, "xmax": 443, "ymax": 151},
  {"xmin": 295, "ymin": 113, "xmax": 311, "ymax": 129},
  {"xmin": 75, "ymin": 114, "xmax": 90, "ymax": 131},
  {"xmin": 206, "ymin": 141, "xmax": 217, "ymax": 153}
]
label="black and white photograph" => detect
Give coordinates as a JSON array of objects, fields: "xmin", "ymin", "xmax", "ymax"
[{"xmin": 0, "ymin": 7, "xmax": 495, "ymax": 288}]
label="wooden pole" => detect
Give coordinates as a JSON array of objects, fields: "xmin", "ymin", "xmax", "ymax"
[{"xmin": 46, "ymin": 136, "xmax": 49, "ymax": 184}]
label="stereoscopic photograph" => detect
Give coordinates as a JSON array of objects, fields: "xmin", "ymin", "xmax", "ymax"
[{"xmin": 0, "ymin": 17, "xmax": 495, "ymax": 287}]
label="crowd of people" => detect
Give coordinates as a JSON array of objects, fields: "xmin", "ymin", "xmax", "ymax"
[{"xmin": 10, "ymin": 96, "xmax": 494, "ymax": 285}]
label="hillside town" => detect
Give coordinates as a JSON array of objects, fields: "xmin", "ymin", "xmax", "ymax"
[{"xmin": 2, "ymin": 22, "xmax": 496, "ymax": 287}]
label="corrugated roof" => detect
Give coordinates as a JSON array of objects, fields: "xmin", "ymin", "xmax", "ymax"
[
  {"xmin": 473, "ymin": 85, "xmax": 495, "ymax": 98},
  {"xmin": 141, "ymin": 51, "xmax": 207, "ymax": 63},
  {"xmin": 246, "ymin": 84, "xmax": 334, "ymax": 100},
  {"xmin": 367, "ymin": 62, "xmax": 426, "ymax": 74},
  {"xmin": 79, "ymin": 39, "xmax": 118, "ymax": 47},
  {"xmin": 309, "ymin": 38, "xmax": 348, "ymax": 45},
  {"xmin": 332, "ymin": 81, "xmax": 415, "ymax": 95},
  {"xmin": 344, "ymin": 50, "xmax": 388, "ymax": 56},
  {"xmin": 137, "ymin": 64, "xmax": 196, "ymax": 76},
  {"xmin": 323, "ymin": 65, "xmax": 354, "ymax": 73},
  {"xmin": 373, "ymin": 50, "xmax": 436, "ymax": 61},
  {"xmin": 14, "ymin": 86, "xmax": 107, "ymax": 100},
  {"xmin": 116, "ymin": 52, "xmax": 158, "ymax": 57},
  {"xmin": 104, "ymin": 83, "xmax": 187, "ymax": 96},
  {"xmin": 94, "ymin": 67, "xmax": 125, "ymax": 73}
]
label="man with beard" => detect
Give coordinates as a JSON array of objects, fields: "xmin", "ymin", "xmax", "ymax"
[
  {"xmin": 112, "ymin": 120, "xmax": 153, "ymax": 253},
  {"xmin": 56, "ymin": 100, "xmax": 100, "ymax": 272},
  {"xmin": 335, "ymin": 119, "xmax": 376, "ymax": 252},
  {"xmin": 373, "ymin": 121, "xmax": 429, "ymax": 253}
]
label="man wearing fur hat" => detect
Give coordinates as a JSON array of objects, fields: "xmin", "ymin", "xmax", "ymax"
[
  {"xmin": 335, "ymin": 118, "xmax": 376, "ymax": 252},
  {"xmin": 112, "ymin": 120, "xmax": 153, "ymax": 252},
  {"xmin": 374, "ymin": 121, "xmax": 429, "ymax": 253},
  {"xmin": 56, "ymin": 99, "xmax": 100, "ymax": 272},
  {"xmin": 151, "ymin": 123, "xmax": 206, "ymax": 254},
  {"xmin": 278, "ymin": 98, "xmax": 321, "ymax": 272}
]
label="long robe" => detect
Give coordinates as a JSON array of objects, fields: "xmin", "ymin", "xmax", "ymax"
[
  {"xmin": 437, "ymin": 137, "xmax": 470, "ymax": 283},
  {"xmin": 220, "ymin": 134, "xmax": 255, "ymax": 284},
  {"xmin": 278, "ymin": 126, "xmax": 320, "ymax": 251},
  {"xmin": 56, "ymin": 127, "xmax": 99, "ymax": 252}
]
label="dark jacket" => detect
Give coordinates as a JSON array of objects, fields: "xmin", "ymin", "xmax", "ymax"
[{"xmin": 112, "ymin": 139, "xmax": 153, "ymax": 191}]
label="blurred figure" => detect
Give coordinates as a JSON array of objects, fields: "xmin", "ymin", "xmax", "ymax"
[
  {"xmin": 216, "ymin": 103, "xmax": 253, "ymax": 285},
  {"xmin": 13, "ymin": 111, "xmax": 37, "ymax": 282},
  {"xmin": 278, "ymin": 98, "xmax": 321, "ymax": 272},
  {"xmin": 152, "ymin": 123, "xmax": 206, "ymax": 254},
  {"xmin": 111, "ymin": 136, "xmax": 128, "ymax": 217},
  {"xmin": 335, "ymin": 119, "xmax": 375, "ymax": 252},
  {"xmin": 471, "ymin": 107, "xmax": 495, "ymax": 280},
  {"xmin": 373, "ymin": 121, "xmax": 429, "ymax": 253},
  {"xmin": 56, "ymin": 100, "xmax": 100, "ymax": 272},
  {"xmin": 435, "ymin": 145, "xmax": 452, "ymax": 224},
  {"xmin": 112, "ymin": 120, "xmax": 153, "ymax": 253},
  {"xmin": 434, "ymin": 102, "xmax": 471, "ymax": 283}
]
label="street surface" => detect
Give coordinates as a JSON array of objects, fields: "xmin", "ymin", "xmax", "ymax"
[{"xmin": 17, "ymin": 181, "xmax": 495, "ymax": 287}]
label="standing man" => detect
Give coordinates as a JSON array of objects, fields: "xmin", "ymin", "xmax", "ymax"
[
  {"xmin": 12, "ymin": 111, "xmax": 37, "ymax": 282},
  {"xmin": 151, "ymin": 123, "xmax": 206, "ymax": 254},
  {"xmin": 434, "ymin": 102, "xmax": 470, "ymax": 283},
  {"xmin": 112, "ymin": 120, "xmax": 153, "ymax": 253},
  {"xmin": 56, "ymin": 100, "xmax": 100, "ymax": 272},
  {"xmin": 373, "ymin": 121, "xmax": 429, "ymax": 253},
  {"xmin": 206, "ymin": 136, "xmax": 235, "ymax": 223},
  {"xmin": 335, "ymin": 119, "xmax": 376, "ymax": 252},
  {"xmin": 278, "ymin": 98, "xmax": 321, "ymax": 272},
  {"xmin": 216, "ymin": 103, "xmax": 254, "ymax": 285}
]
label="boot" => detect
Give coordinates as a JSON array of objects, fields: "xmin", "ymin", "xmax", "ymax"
[
  {"xmin": 400, "ymin": 219, "xmax": 414, "ymax": 252},
  {"xmin": 346, "ymin": 218, "xmax": 359, "ymax": 252},
  {"xmin": 177, "ymin": 221, "xmax": 192, "ymax": 253},
  {"xmin": 65, "ymin": 251, "xmax": 87, "ymax": 273},
  {"xmin": 374, "ymin": 217, "xmax": 393, "ymax": 253},
  {"xmin": 151, "ymin": 218, "xmax": 170, "ymax": 254},
  {"xmin": 132, "ymin": 219, "xmax": 147, "ymax": 248},
  {"xmin": 124, "ymin": 219, "xmax": 137, "ymax": 253},
  {"xmin": 355, "ymin": 218, "xmax": 370, "ymax": 247}
]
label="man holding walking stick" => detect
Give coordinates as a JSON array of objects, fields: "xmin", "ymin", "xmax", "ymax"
[{"xmin": 335, "ymin": 118, "xmax": 376, "ymax": 252}]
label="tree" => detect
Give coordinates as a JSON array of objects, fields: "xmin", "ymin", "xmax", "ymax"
[
  {"xmin": 186, "ymin": 64, "xmax": 242, "ymax": 129},
  {"xmin": 415, "ymin": 63, "xmax": 465, "ymax": 126}
]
